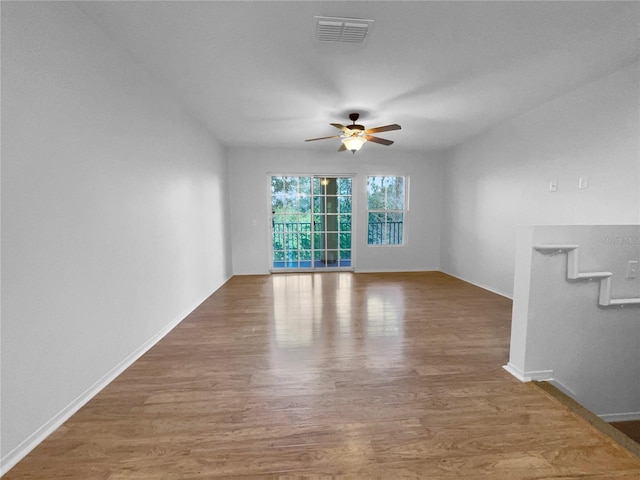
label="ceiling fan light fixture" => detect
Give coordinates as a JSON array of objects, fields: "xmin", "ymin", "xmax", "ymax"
[
  {"xmin": 342, "ymin": 135, "xmax": 366, "ymax": 153},
  {"xmin": 305, "ymin": 112, "xmax": 400, "ymax": 152}
]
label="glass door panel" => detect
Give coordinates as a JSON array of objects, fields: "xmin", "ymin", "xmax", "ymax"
[{"xmin": 271, "ymin": 175, "xmax": 352, "ymax": 270}]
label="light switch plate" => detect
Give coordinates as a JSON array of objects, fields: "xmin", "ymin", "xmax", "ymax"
[
  {"xmin": 627, "ymin": 260, "xmax": 638, "ymax": 279},
  {"xmin": 579, "ymin": 176, "xmax": 589, "ymax": 189}
]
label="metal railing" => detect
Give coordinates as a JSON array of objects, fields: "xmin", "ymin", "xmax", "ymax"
[
  {"xmin": 272, "ymin": 222, "xmax": 312, "ymax": 233},
  {"xmin": 272, "ymin": 221, "xmax": 403, "ymax": 246},
  {"xmin": 368, "ymin": 221, "xmax": 403, "ymax": 245}
]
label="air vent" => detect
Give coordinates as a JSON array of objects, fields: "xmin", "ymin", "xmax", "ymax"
[{"xmin": 314, "ymin": 16, "xmax": 374, "ymax": 44}]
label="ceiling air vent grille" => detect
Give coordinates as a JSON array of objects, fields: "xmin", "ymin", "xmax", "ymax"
[{"xmin": 314, "ymin": 16, "xmax": 374, "ymax": 44}]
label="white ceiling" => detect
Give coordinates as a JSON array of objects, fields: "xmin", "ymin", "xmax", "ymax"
[{"xmin": 76, "ymin": 1, "xmax": 639, "ymax": 153}]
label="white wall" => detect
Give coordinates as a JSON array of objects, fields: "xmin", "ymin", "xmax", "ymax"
[
  {"xmin": 507, "ymin": 224, "xmax": 640, "ymax": 420},
  {"xmin": 2, "ymin": 1, "xmax": 637, "ymax": 473},
  {"xmin": 227, "ymin": 147, "xmax": 443, "ymax": 274},
  {"xmin": 1, "ymin": 2, "xmax": 232, "ymax": 470},
  {"xmin": 440, "ymin": 61, "xmax": 640, "ymax": 297}
]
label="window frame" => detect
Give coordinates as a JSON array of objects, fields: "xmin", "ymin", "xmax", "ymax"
[
  {"xmin": 366, "ymin": 175, "xmax": 408, "ymax": 247},
  {"xmin": 268, "ymin": 173, "xmax": 356, "ymax": 271}
]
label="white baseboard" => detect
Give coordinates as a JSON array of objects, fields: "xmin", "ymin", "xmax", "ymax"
[
  {"xmin": 0, "ymin": 284, "xmax": 222, "ymax": 477},
  {"xmin": 546, "ymin": 378, "xmax": 577, "ymax": 398},
  {"xmin": 353, "ymin": 267, "xmax": 438, "ymax": 273},
  {"xmin": 600, "ymin": 412, "xmax": 640, "ymax": 423},
  {"xmin": 503, "ymin": 362, "xmax": 554, "ymax": 382},
  {"xmin": 439, "ymin": 270, "xmax": 513, "ymax": 299},
  {"xmin": 541, "ymin": 380, "xmax": 640, "ymax": 423}
]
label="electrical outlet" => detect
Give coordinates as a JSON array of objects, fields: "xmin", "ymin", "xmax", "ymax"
[
  {"xmin": 627, "ymin": 260, "xmax": 638, "ymax": 279},
  {"xmin": 549, "ymin": 180, "xmax": 558, "ymax": 192}
]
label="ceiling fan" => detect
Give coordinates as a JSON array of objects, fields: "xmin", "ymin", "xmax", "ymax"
[{"xmin": 305, "ymin": 113, "xmax": 401, "ymax": 153}]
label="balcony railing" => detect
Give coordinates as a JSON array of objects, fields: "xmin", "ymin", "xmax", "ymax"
[
  {"xmin": 272, "ymin": 222, "xmax": 312, "ymax": 233},
  {"xmin": 368, "ymin": 221, "xmax": 403, "ymax": 245},
  {"xmin": 272, "ymin": 221, "xmax": 403, "ymax": 246}
]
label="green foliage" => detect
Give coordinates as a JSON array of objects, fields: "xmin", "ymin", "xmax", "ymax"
[
  {"xmin": 271, "ymin": 176, "xmax": 354, "ymax": 265},
  {"xmin": 367, "ymin": 176, "xmax": 405, "ymax": 245},
  {"xmin": 367, "ymin": 176, "xmax": 405, "ymax": 211}
]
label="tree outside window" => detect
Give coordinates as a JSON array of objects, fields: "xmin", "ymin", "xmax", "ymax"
[{"xmin": 367, "ymin": 176, "xmax": 406, "ymax": 245}]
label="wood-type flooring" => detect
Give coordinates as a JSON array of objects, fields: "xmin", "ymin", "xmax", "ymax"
[{"xmin": 4, "ymin": 272, "xmax": 640, "ymax": 479}]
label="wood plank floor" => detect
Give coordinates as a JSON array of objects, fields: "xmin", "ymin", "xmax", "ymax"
[{"xmin": 5, "ymin": 272, "xmax": 640, "ymax": 479}]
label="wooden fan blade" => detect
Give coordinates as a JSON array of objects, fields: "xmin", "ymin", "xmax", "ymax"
[
  {"xmin": 338, "ymin": 143, "xmax": 347, "ymax": 152},
  {"xmin": 366, "ymin": 135, "xmax": 394, "ymax": 146},
  {"xmin": 331, "ymin": 123, "xmax": 353, "ymax": 134},
  {"xmin": 364, "ymin": 124, "xmax": 401, "ymax": 134},
  {"xmin": 305, "ymin": 134, "xmax": 342, "ymax": 142}
]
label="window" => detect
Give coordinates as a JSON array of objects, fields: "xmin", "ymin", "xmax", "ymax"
[
  {"xmin": 367, "ymin": 176, "xmax": 406, "ymax": 245},
  {"xmin": 270, "ymin": 175, "xmax": 353, "ymax": 269}
]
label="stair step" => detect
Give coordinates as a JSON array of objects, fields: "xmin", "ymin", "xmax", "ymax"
[
  {"xmin": 533, "ymin": 244, "xmax": 579, "ymax": 253},
  {"xmin": 573, "ymin": 272, "xmax": 613, "ymax": 280},
  {"xmin": 534, "ymin": 243, "xmax": 638, "ymax": 307},
  {"xmin": 607, "ymin": 298, "xmax": 640, "ymax": 306}
]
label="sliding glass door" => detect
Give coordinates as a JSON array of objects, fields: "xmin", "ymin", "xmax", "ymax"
[{"xmin": 270, "ymin": 175, "xmax": 352, "ymax": 270}]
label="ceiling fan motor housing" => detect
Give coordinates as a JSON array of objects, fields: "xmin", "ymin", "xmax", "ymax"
[{"xmin": 348, "ymin": 113, "xmax": 364, "ymax": 132}]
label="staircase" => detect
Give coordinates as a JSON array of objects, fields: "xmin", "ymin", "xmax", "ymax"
[{"xmin": 533, "ymin": 245, "xmax": 640, "ymax": 307}]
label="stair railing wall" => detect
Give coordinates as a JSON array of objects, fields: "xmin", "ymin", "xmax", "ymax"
[{"xmin": 505, "ymin": 224, "xmax": 640, "ymax": 422}]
